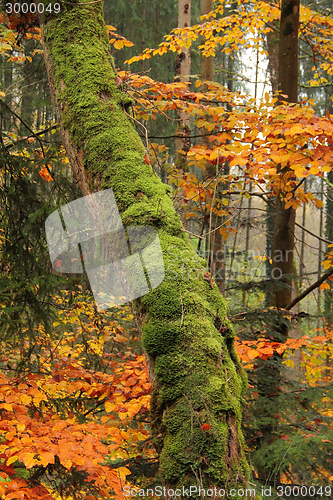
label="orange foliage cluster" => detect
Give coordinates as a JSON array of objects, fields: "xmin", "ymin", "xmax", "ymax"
[
  {"xmin": 118, "ymin": 71, "xmax": 333, "ymax": 240},
  {"xmin": 125, "ymin": 0, "xmax": 333, "ymax": 85},
  {"xmin": 235, "ymin": 333, "xmax": 327, "ymax": 368},
  {"xmin": 38, "ymin": 166, "xmax": 53, "ymax": 182},
  {"xmin": 0, "ymin": 298, "xmax": 152, "ymax": 499},
  {"xmin": 106, "ymin": 25, "xmax": 134, "ymax": 51}
]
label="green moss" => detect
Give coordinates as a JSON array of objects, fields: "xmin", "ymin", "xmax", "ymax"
[
  {"xmin": 43, "ymin": 1, "xmax": 249, "ymax": 491},
  {"xmin": 142, "ymin": 320, "xmax": 182, "ymax": 357},
  {"xmin": 155, "ymin": 352, "xmax": 187, "ymax": 384}
]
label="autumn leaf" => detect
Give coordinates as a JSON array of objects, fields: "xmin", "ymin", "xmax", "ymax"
[
  {"xmin": 6, "ymin": 455, "xmax": 18, "ymax": 466},
  {"xmin": 114, "ymin": 39, "xmax": 124, "ymax": 50},
  {"xmin": 39, "ymin": 451, "xmax": 55, "ymax": 467},
  {"xmin": 105, "ymin": 401, "xmax": 116, "ymax": 413},
  {"xmin": 143, "ymin": 154, "xmax": 151, "ymax": 165},
  {"xmin": 20, "ymin": 452, "xmax": 38, "ymax": 469},
  {"xmin": 20, "ymin": 394, "xmax": 32, "ymax": 405}
]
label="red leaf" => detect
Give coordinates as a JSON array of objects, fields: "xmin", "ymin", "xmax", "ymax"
[
  {"xmin": 115, "ymin": 76, "xmax": 122, "ymax": 86},
  {"xmin": 143, "ymin": 154, "xmax": 151, "ymax": 165},
  {"xmin": 54, "ymin": 260, "xmax": 62, "ymax": 268},
  {"xmin": 201, "ymin": 423, "xmax": 211, "ymax": 431}
]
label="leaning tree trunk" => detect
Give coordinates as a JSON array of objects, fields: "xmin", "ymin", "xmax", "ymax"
[{"xmin": 38, "ymin": 1, "xmax": 248, "ymax": 495}]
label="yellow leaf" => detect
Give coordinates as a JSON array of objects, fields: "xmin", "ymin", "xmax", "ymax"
[
  {"xmin": 0, "ymin": 403, "xmax": 12, "ymax": 411},
  {"xmin": 209, "ymin": 150, "xmax": 218, "ymax": 161},
  {"xmin": 105, "ymin": 401, "xmax": 116, "ymax": 413},
  {"xmin": 17, "ymin": 424, "xmax": 25, "ymax": 433},
  {"xmin": 20, "ymin": 394, "xmax": 32, "ymax": 405},
  {"xmin": 314, "ymin": 199, "xmax": 324, "ymax": 208},
  {"xmin": 114, "ymin": 40, "xmax": 124, "ymax": 50},
  {"xmin": 288, "ymin": 125, "xmax": 303, "ymax": 135},
  {"xmin": 284, "ymin": 359, "xmax": 294, "ymax": 368},
  {"xmin": 6, "ymin": 456, "xmax": 18, "ymax": 466}
]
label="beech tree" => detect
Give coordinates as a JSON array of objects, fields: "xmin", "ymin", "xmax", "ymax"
[
  {"xmin": 37, "ymin": 0, "xmax": 248, "ymax": 495},
  {"xmin": 270, "ymin": 0, "xmax": 300, "ymax": 309}
]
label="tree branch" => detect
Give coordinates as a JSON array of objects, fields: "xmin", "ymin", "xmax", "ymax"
[{"xmin": 286, "ymin": 268, "xmax": 333, "ymax": 310}]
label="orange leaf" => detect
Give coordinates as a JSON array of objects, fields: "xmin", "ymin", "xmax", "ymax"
[
  {"xmin": 60, "ymin": 458, "xmax": 72, "ymax": 470},
  {"xmin": 143, "ymin": 154, "xmax": 151, "ymax": 165},
  {"xmin": 39, "ymin": 451, "xmax": 55, "ymax": 467},
  {"xmin": 21, "ymin": 452, "xmax": 37, "ymax": 469},
  {"xmin": 247, "ymin": 349, "xmax": 259, "ymax": 360}
]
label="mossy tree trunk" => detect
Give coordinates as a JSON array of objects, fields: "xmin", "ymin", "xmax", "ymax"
[{"xmin": 38, "ymin": 1, "xmax": 248, "ymax": 494}]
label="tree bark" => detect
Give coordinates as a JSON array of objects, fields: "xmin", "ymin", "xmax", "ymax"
[
  {"xmin": 254, "ymin": 1, "xmax": 300, "ymax": 486},
  {"xmin": 175, "ymin": 0, "xmax": 191, "ymax": 164},
  {"xmin": 270, "ymin": 0, "xmax": 300, "ymax": 309},
  {"xmin": 174, "ymin": 0, "xmax": 192, "ymax": 225},
  {"xmin": 38, "ymin": 1, "xmax": 248, "ymax": 494},
  {"xmin": 175, "ymin": 0, "xmax": 191, "ymax": 168},
  {"xmin": 266, "ymin": 22, "xmax": 279, "ymax": 95},
  {"xmin": 277, "ymin": 0, "xmax": 300, "ymax": 104},
  {"xmin": 199, "ymin": 0, "xmax": 226, "ymax": 288}
]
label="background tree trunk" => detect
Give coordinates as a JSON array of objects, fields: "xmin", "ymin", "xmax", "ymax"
[
  {"xmin": 174, "ymin": 0, "xmax": 192, "ymax": 230},
  {"xmin": 175, "ymin": 0, "xmax": 191, "ymax": 170},
  {"xmin": 200, "ymin": 0, "xmax": 226, "ymax": 288},
  {"xmin": 38, "ymin": 2, "xmax": 248, "ymax": 493},
  {"xmin": 255, "ymin": 0, "xmax": 300, "ymax": 486},
  {"xmin": 270, "ymin": 0, "xmax": 300, "ymax": 309}
]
